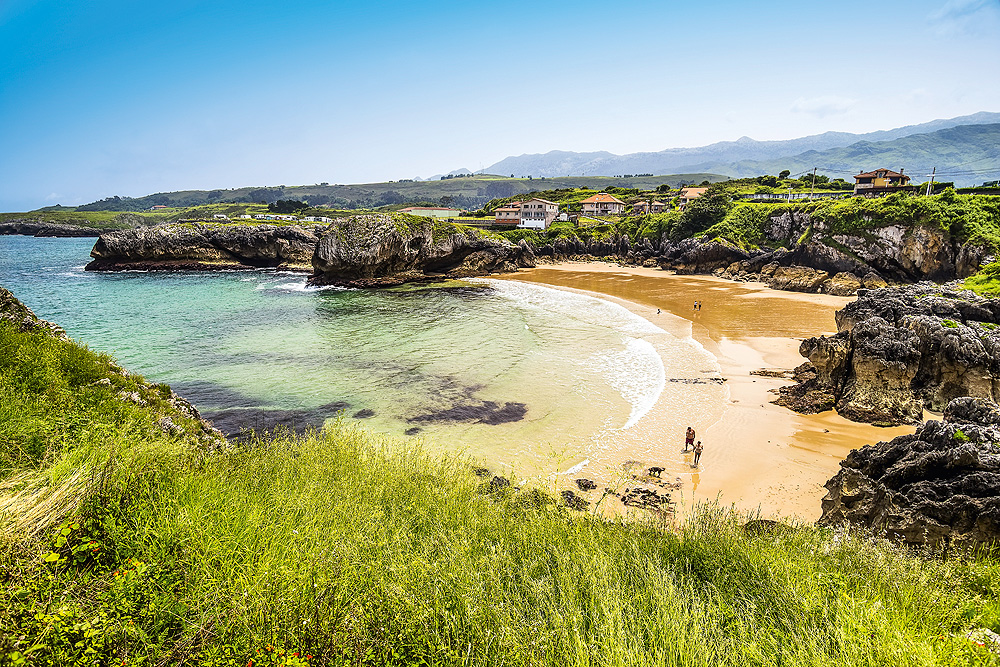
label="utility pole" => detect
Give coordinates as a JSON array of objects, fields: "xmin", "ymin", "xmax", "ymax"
[
  {"xmin": 926, "ymin": 167, "xmax": 936, "ymax": 196},
  {"xmin": 810, "ymin": 167, "xmax": 817, "ymax": 199}
]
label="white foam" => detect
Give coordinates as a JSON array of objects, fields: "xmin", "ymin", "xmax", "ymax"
[
  {"xmin": 255, "ymin": 279, "xmax": 349, "ymax": 292},
  {"xmin": 590, "ymin": 337, "xmax": 666, "ymax": 429},
  {"xmin": 559, "ymin": 458, "xmax": 590, "ymax": 475},
  {"xmin": 476, "ymin": 279, "xmax": 666, "ymax": 336}
]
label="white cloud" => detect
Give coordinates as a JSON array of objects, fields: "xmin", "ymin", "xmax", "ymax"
[
  {"xmin": 790, "ymin": 95, "xmax": 857, "ymax": 118},
  {"xmin": 929, "ymin": 0, "xmax": 1000, "ymax": 34},
  {"xmin": 44, "ymin": 192, "xmax": 62, "ymax": 201}
]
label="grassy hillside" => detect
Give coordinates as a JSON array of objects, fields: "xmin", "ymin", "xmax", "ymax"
[
  {"xmin": 3, "ymin": 291, "xmax": 1000, "ymax": 665},
  {"xmin": 65, "ymin": 174, "xmax": 729, "ymax": 214}
]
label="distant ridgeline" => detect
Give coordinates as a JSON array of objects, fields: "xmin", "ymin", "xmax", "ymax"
[{"xmin": 73, "ymin": 174, "xmax": 728, "ymax": 213}]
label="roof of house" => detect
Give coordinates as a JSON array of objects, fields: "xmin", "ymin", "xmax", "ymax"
[
  {"xmin": 678, "ymin": 187, "xmax": 709, "ymax": 198},
  {"xmin": 580, "ymin": 193, "xmax": 626, "ymax": 205},
  {"xmin": 400, "ymin": 206, "xmax": 463, "ymax": 212},
  {"xmin": 523, "ymin": 197, "xmax": 558, "ymax": 206},
  {"xmin": 650, "ymin": 200, "xmax": 666, "ymax": 205},
  {"xmin": 495, "ymin": 202, "xmax": 522, "ymax": 212},
  {"xmin": 855, "ymin": 169, "xmax": 909, "ymax": 180}
]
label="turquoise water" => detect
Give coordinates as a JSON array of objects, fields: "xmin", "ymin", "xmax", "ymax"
[{"xmin": 1, "ymin": 236, "xmax": 722, "ymax": 478}]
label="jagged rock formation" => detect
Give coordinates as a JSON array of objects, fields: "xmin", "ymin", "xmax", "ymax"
[
  {"xmin": 0, "ymin": 287, "xmax": 69, "ymax": 339},
  {"xmin": 657, "ymin": 212, "xmax": 985, "ymax": 296},
  {"xmin": 819, "ymin": 397, "xmax": 1000, "ymax": 547},
  {"xmin": 309, "ymin": 213, "xmax": 534, "ymax": 287},
  {"xmin": 85, "ymin": 222, "xmax": 327, "ymax": 271},
  {"xmin": 777, "ymin": 283, "xmax": 1000, "ymax": 425}
]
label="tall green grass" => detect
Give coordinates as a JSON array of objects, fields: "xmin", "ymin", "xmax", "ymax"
[{"xmin": 3, "ymin": 298, "xmax": 1000, "ymax": 665}]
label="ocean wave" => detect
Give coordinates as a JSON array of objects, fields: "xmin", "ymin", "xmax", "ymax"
[
  {"xmin": 255, "ymin": 279, "xmax": 350, "ymax": 293},
  {"xmin": 590, "ymin": 337, "xmax": 666, "ymax": 430},
  {"xmin": 476, "ymin": 279, "xmax": 666, "ymax": 336}
]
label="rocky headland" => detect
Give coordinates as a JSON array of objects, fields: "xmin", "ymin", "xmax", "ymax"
[
  {"xmin": 85, "ymin": 222, "xmax": 328, "ymax": 271},
  {"xmin": 308, "ymin": 213, "xmax": 534, "ymax": 287},
  {"xmin": 776, "ymin": 283, "xmax": 1000, "ymax": 426},
  {"xmin": 0, "ymin": 221, "xmax": 102, "ymax": 237},
  {"xmin": 819, "ymin": 397, "xmax": 1000, "ymax": 547}
]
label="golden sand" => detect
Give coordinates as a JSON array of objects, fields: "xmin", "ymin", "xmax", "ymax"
[{"xmin": 496, "ymin": 262, "xmax": 915, "ymax": 522}]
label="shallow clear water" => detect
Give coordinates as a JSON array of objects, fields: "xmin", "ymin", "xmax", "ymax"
[{"xmin": 0, "ymin": 236, "xmax": 722, "ymax": 477}]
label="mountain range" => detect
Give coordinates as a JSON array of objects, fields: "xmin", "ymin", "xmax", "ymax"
[{"xmin": 476, "ymin": 112, "xmax": 1000, "ymax": 185}]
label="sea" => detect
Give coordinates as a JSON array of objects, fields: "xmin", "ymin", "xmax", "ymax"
[{"xmin": 1, "ymin": 236, "xmax": 725, "ymax": 481}]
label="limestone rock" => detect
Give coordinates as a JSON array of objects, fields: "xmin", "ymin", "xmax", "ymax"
[
  {"xmin": 819, "ymin": 397, "xmax": 1000, "ymax": 547},
  {"xmin": 86, "ymin": 223, "xmax": 327, "ymax": 271},
  {"xmin": 822, "ymin": 272, "xmax": 862, "ymax": 296},
  {"xmin": 766, "ymin": 265, "xmax": 829, "ymax": 292},
  {"xmin": 309, "ymin": 213, "xmax": 530, "ymax": 286},
  {"xmin": 781, "ymin": 283, "xmax": 1000, "ymax": 425}
]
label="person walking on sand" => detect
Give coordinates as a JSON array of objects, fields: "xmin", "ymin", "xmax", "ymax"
[
  {"xmin": 693, "ymin": 440, "xmax": 704, "ymax": 467},
  {"xmin": 684, "ymin": 426, "xmax": 695, "ymax": 451}
]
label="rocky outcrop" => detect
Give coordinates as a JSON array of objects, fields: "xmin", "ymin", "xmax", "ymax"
[
  {"xmin": 819, "ymin": 397, "xmax": 1000, "ymax": 547},
  {"xmin": 0, "ymin": 287, "xmax": 68, "ymax": 339},
  {"xmin": 85, "ymin": 222, "xmax": 327, "ymax": 271},
  {"xmin": 778, "ymin": 283, "xmax": 1000, "ymax": 425},
  {"xmin": 309, "ymin": 213, "xmax": 533, "ymax": 287},
  {"xmin": 0, "ymin": 221, "xmax": 102, "ymax": 237}
]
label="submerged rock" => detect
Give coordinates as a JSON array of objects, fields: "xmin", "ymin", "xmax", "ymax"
[{"xmin": 819, "ymin": 397, "xmax": 1000, "ymax": 547}]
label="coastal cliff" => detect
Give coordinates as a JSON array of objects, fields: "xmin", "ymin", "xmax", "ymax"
[
  {"xmin": 309, "ymin": 213, "xmax": 534, "ymax": 287},
  {"xmin": 819, "ymin": 397, "xmax": 1000, "ymax": 547},
  {"xmin": 85, "ymin": 222, "xmax": 327, "ymax": 271},
  {"xmin": 0, "ymin": 221, "xmax": 103, "ymax": 237},
  {"xmin": 777, "ymin": 283, "xmax": 1000, "ymax": 425}
]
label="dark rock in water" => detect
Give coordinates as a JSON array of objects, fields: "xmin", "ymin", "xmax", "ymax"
[
  {"xmin": 473, "ymin": 467, "xmax": 491, "ymax": 478},
  {"xmin": 352, "ymin": 408, "xmax": 375, "ymax": 419},
  {"xmin": 409, "ymin": 400, "xmax": 527, "ymax": 425},
  {"xmin": 575, "ymin": 478, "xmax": 597, "ymax": 491},
  {"xmin": 819, "ymin": 397, "xmax": 1000, "ymax": 547},
  {"xmin": 646, "ymin": 467, "xmax": 664, "ymax": 478},
  {"xmin": 778, "ymin": 283, "xmax": 1000, "ymax": 425},
  {"xmin": 561, "ymin": 489, "xmax": 589, "ymax": 511},
  {"xmin": 309, "ymin": 213, "xmax": 533, "ymax": 287},
  {"xmin": 404, "ymin": 427, "xmax": 422, "ymax": 436},
  {"xmin": 488, "ymin": 476, "xmax": 511, "ymax": 493},
  {"xmin": 204, "ymin": 400, "xmax": 348, "ymax": 438},
  {"xmin": 621, "ymin": 487, "xmax": 672, "ymax": 511}
]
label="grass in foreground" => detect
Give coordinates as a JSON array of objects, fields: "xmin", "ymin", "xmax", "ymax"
[{"xmin": 2, "ymin": 300, "xmax": 1000, "ymax": 666}]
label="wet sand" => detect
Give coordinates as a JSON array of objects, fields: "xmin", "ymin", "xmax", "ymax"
[{"xmin": 497, "ymin": 262, "xmax": 915, "ymax": 522}]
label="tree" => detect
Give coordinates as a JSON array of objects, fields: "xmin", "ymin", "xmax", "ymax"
[
  {"xmin": 779, "ymin": 170, "xmax": 791, "ymax": 180},
  {"xmin": 671, "ymin": 184, "xmax": 735, "ymax": 241},
  {"xmin": 268, "ymin": 200, "xmax": 309, "ymax": 214}
]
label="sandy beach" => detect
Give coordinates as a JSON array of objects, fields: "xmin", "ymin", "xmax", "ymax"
[{"xmin": 497, "ymin": 262, "xmax": 916, "ymax": 522}]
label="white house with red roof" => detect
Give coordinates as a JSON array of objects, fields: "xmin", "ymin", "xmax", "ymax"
[{"xmin": 580, "ymin": 193, "xmax": 626, "ymax": 216}]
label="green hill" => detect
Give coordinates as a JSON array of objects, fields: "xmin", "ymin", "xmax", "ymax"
[
  {"xmin": 68, "ymin": 173, "xmax": 729, "ymax": 213},
  {"xmin": 720, "ymin": 124, "xmax": 1000, "ymax": 184}
]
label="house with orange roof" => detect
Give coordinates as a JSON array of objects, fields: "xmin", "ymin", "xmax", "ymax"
[
  {"xmin": 580, "ymin": 193, "xmax": 626, "ymax": 216},
  {"xmin": 494, "ymin": 201, "xmax": 522, "ymax": 225},
  {"xmin": 853, "ymin": 168, "xmax": 911, "ymax": 195},
  {"xmin": 631, "ymin": 200, "xmax": 668, "ymax": 215},
  {"xmin": 676, "ymin": 187, "xmax": 708, "ymax": 209}
]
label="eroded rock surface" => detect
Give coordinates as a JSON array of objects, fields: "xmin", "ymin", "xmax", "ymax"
[
  {"xmin": 779, "ymin": 283, "xmax": 1000, "ymax": 425},
  {"xmin": 86, "ymin": 223, "xmax": 327, "ymax": 271},
  {"xmin": 819, "ymin": 397, "xmax": 1000, "ymax": 547},
  {"xmin": 309, "ymin": 213, "xmax": 533, "ymax": 286}
]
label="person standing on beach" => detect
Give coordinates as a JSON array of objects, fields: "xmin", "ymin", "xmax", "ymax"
[
  {"xmin": 693, "ymin": 440, "xmax": 704, "ymax": 467},
  {"xmin": 684, "ymin": 426, "xmax": 695, "ymax": 451}
]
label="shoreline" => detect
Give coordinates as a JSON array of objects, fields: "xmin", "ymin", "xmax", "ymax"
[{"xmin": 497, "ymin": 261, "xmax": 915, "ymax": 522}]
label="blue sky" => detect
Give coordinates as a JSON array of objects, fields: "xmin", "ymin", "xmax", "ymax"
[{"xmin": 0, "ymin": 0, "xmax": 998, "ymax": 210}]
